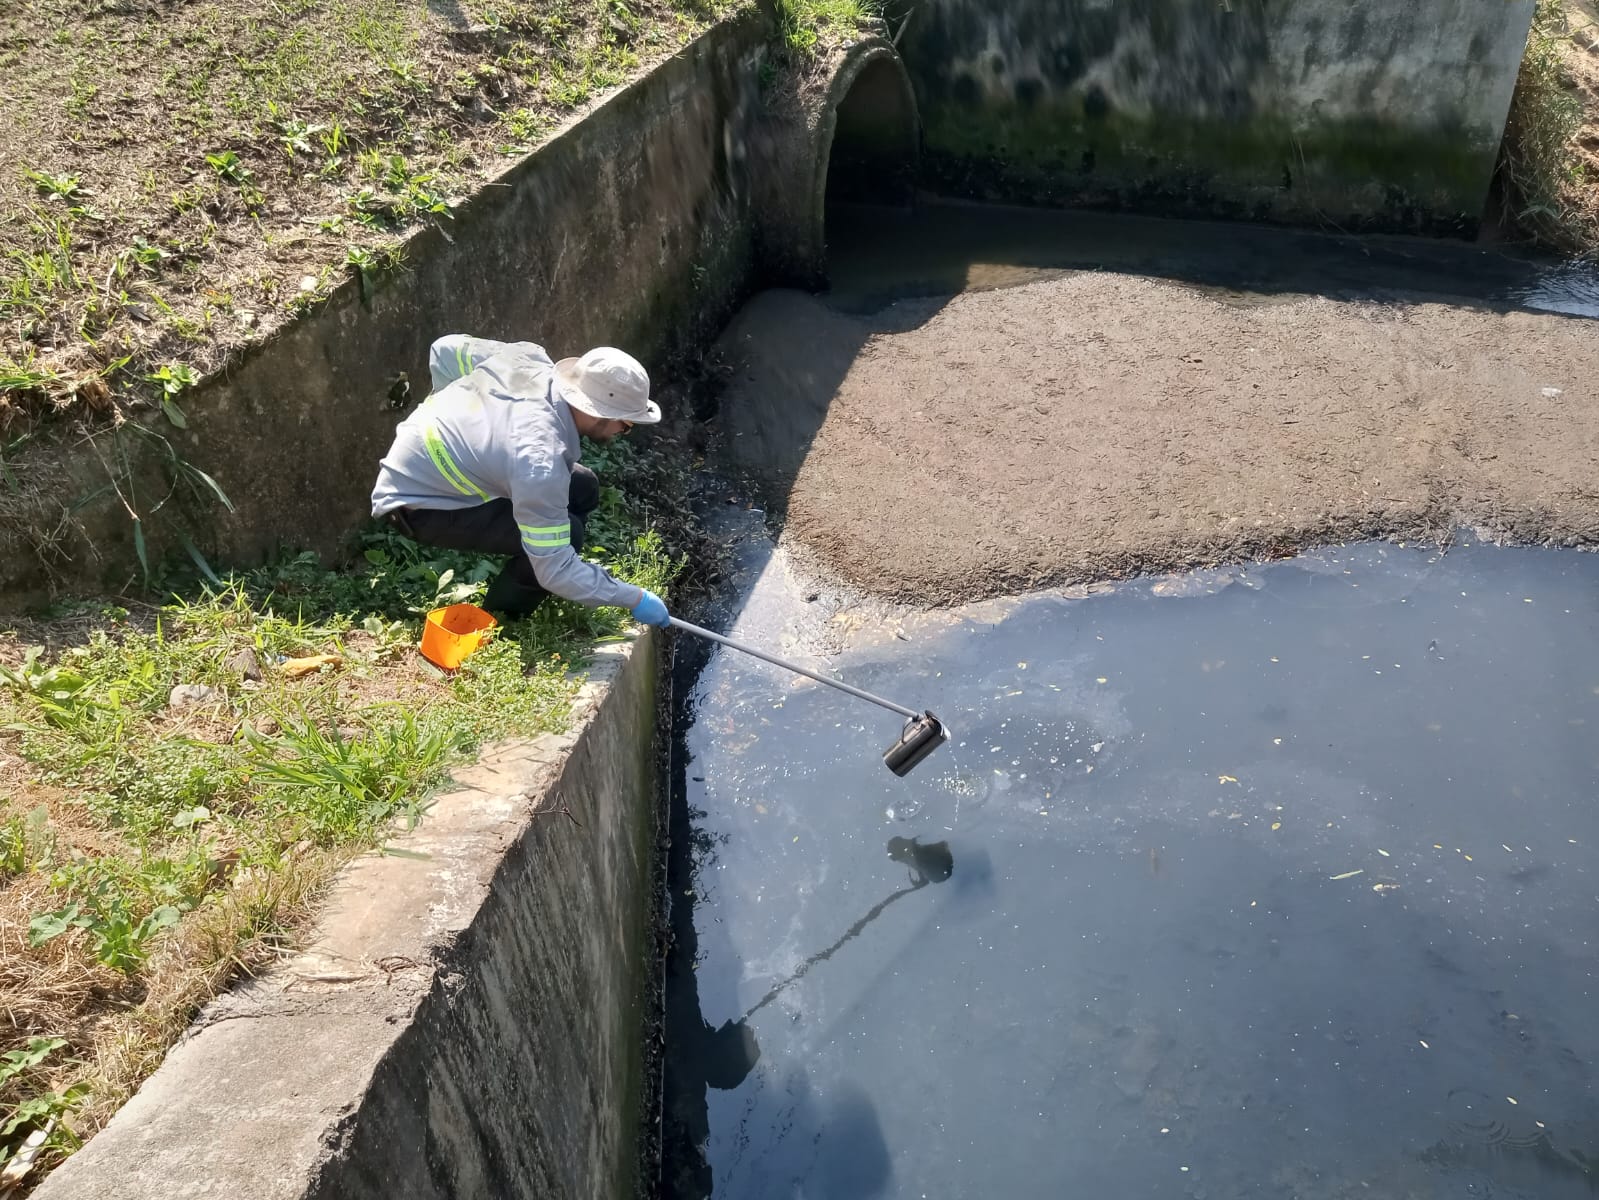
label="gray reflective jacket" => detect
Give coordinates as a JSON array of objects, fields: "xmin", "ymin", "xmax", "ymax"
[{"xmin": 371, "ymin": 335, "xmax": 642, "ymax": 610}]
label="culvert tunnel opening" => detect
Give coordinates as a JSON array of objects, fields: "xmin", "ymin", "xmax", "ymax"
[{"xmin": 823, "ymin": 56, "xmax": 918, "ymax": 232}]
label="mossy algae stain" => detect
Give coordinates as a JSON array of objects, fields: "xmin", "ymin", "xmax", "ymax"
[{"xmin": 920, "ymin": 99, "xmax": 1496, "ymax": 233}]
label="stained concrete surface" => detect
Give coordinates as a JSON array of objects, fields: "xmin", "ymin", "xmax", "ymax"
[{"xmin": 898, "ymin": 0, "xmax": 1534, "ymax": 230}]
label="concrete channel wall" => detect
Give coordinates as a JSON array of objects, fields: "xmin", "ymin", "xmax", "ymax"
[
  {"xmin": 897, "ymin": 0, "xmax": 1536, "ymax": 232},
  {"xmin": 33, "ymin": 635, "xmax": 659, "ymax": 1200}
]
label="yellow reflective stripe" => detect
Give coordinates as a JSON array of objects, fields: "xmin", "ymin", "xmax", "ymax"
[
  {"xmin": 423, "ymin": 424, "xmax": 488, "ymax": 501},
  {"xmin": 454, "ymin": 343, "xmax": 471, "ymax": 378},
  {"xmin": 519, "ymin": 523, "xmax": 571, "ymax": 548}
]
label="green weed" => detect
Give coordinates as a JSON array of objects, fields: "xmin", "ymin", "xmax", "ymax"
[
  {"xmin": 26, "ymin": 846, "xmax": 209, "ymax": 972},
  {"xmin": 274, "ymin": 117, "xmax": 328, "ymax": 162},
  {"xmin": 146, "ymin": 363, "xmax": 198, "ymax": 428},
  {"xmin": 0, "ymin": 349, "xmax": 62, "ymax": 394},
  {"xmin": 319, "ymin": 121, "xmax": 348, "ymax": 174},
  {"xmin": 0, "ymin": 808, "xmax": 48, "ymax": 877},
  {"xmin": 1, "ymin": 1038, "xmax": 87, "ymax": 1166},
  {"xmin": 245, "ymin": 709, "xmax": 462, "ymax": 844},
  {"xmin": 22, "ymin": 169, "xmax": 85, "ymax": 201},
  {"xmin": 498, "ymin": 107, "xmax": 551, "ymax": 155},
  {"xmin": 0, "ymin": 1039, "xmax": 67, "ymax": 1088},
  {"xmin": 204, "ymin": 151, "xmax": 251, "ymax": 186},
  {"xmin": 773, "ymin": 0, "xmax": 876, "ymax": 56}
]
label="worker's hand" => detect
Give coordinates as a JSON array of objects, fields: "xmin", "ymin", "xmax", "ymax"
[{"xmin": 631, "ymin": 589, "xmax": 670, "ymax": 628}]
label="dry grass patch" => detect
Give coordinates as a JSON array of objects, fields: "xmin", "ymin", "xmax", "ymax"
[
  {"xmin": 0, "ymin": 0, "xmax": 741, "ymax": 437},
  {"xmin": 1502, "ymin": 0, "xmax": 1599, "ymax": 251}
]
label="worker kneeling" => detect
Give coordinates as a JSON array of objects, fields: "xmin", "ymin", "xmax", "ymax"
[{"xmin": 371, "ymin": 335, "xmax": 671, "ymax": 628}]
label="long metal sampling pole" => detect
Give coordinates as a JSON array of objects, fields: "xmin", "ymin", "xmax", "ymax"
[{"xmin": 668, "ymin": 617, "xmax": 920, "ymax": 721}]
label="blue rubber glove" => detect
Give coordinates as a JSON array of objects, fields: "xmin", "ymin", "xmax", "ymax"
[{"xmin": 631, "ymin": 589, "xmax": 670, "ymax": 628}]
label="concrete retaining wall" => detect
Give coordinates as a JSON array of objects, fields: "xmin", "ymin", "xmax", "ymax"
[
  {"xmin": 0, "ymin": 12, "xmax": 769, "ymax": 603},
  {"xmin": 897, "ymin": 0, "xmax": 1536, "ymax": 232},
  {"xmin": 33, "ymin": 632, "xmax": 659, "ymax": 1200}
]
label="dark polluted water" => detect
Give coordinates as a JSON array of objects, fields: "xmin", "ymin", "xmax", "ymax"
[{"xmin": 659, "ymin": 539, "xmax": 1599, "ymax": 1199}]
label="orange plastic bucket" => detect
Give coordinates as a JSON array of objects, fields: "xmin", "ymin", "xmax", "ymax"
[{"xmin": 419, "ymin": 603, "xmax": 497, "ymax": 669}]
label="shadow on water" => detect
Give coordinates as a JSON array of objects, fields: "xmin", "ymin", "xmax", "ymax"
[{"xmin": 660, "ymin": 622, "xmax": 760, "ymax": 1200}]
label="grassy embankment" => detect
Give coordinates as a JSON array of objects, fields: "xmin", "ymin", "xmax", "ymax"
[
  {"xmin": 0, "ymin": 432, "xmax": 683, "ymax": 1187},
  {"xmin": 1500, "ymin": 0, "xmax": 1599, "ymax": 252}
]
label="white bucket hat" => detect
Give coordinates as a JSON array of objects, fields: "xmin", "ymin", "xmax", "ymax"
[{"xmin": 553, "ymin": 347, "xmax": 661, "ymax": 424}]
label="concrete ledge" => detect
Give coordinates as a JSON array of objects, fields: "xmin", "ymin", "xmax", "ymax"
[{"xmin": 33, "ymin": 630, "xmax": 659, "ymax": 1200}]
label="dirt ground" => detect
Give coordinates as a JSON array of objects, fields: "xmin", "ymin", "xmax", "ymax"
[{"xmin": 713, "ymin": 279, "xmax": 1599, "ymax": 605}]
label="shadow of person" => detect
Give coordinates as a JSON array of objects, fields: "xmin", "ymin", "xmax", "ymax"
[{"xmin": 698, "ymin": 1017, "xmax": 761, "ymax": 1092}]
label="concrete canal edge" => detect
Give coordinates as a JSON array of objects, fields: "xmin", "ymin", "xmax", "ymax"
[{"xmin": 32, "ymin": 631, "xmax": 660, "ymax": 1200}]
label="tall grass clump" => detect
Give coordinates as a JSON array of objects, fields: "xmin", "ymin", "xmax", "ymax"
[{"xmin": 1501, "ymin": 0, "xmax": 1590, "ymax": 249}]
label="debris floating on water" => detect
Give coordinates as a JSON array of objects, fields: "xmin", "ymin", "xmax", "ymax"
[
  {"xmin": 1330, "ymin": 869, "xmax": 1364, "ymax": 880},
  {"xmin": 1419, "ymin": 1040, "xmax": 1429, "ymax": 1049},
  {"xmin": 1378, "ymin": 849, "xmax": 1391, "ymax": 857}
]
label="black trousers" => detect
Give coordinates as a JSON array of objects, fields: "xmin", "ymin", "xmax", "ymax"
[{"xmin": 386, "ymin": 463, "xmax": 600, "ymax": 618}]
